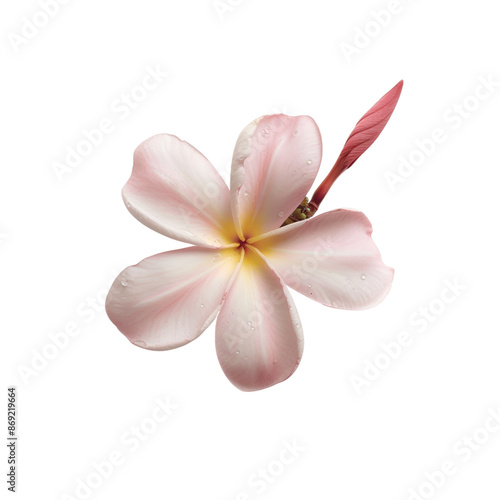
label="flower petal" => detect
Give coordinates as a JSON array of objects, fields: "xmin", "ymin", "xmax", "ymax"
[
  {"xmin": 123, "ymin": 134, "xmax": 237, "ymax": 247},
  {"xmin": 106, "ymin": 246, "xmax": 243, "ymax": 350},
  {"xmin": 250, "ymin": 210, "xmax": 394, "ymax": 310},
  {"xmin": 215, "ymin": 247, "xmax": 303, "ymax": 391},
  {"xmin": 230, "ymin": 115, "xmax": 322, "ymax": 240}
]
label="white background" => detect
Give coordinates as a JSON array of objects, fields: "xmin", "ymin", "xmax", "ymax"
[{"xmin": 2, "ymin": 0, "xmax": 500, "ymax": 499}]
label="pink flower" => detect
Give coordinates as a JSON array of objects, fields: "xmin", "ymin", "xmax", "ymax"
[{"xmin": 106, "ymin": 81, "xmax": 403, "ymax": 391}]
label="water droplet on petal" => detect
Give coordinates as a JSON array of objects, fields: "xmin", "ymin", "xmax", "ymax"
[
  {"xmin": 251, "ymin": 327, "xmax": 255, "ymax": 331},
  {"xmin": 278, "ymin": 211, "xmax": 284, "ymax": 217},
  {"xmin": 200, "ymin": 303, "xmax": 205, "ymax": 308},
  {"xmin": 307, "ymin": 159, "xmax": 312, "ymax": 165},
  {"xmin": 307, "ymin": 283, "xmax": 312, "ymax": 288},
  {"xmin": 295, "ymin": 322, "xmax": 300, "ymax": 328},
  {"xmin": 235, "ymin": 350, "xmax": 240, "ymax": 355},
  {"xmin": 120, "ymin": 279, "xmax": 128, "ymax": 287},
  {"xmin": 361, "ymin": 274, "xmax": 366, "ymax": 280},
  {"xmin": 133, "ymin": 340, "xmax": 148, "ymax": 348},
  {"xmin": 247, "ymin": 321, "xmax": 252, "ymax": 326}
]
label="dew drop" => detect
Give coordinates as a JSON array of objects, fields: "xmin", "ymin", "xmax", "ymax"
[
  {"xmin": 295, "ymin": 322, "xmax": 300, "ymax": 328},
  {"xmin": 212, "ymin": 253, "xmax": 221, "ymax": 261},
  {"xmin": 133, "ymin": 340, "xmax": 148, "ymax": 348},
  {"xmin": 307, "ymin": 283, "xmax": 312, "ymax": 288},
  {"xmin": 235, "ymin": 350, "xmax": 240, "ymax": 355},
  {"xmin": 361, "ymin": 274, "xmax": 366, "ymax": 280},
  {"xmin": 247, "ymin": 321, "xmax": 252, "ymax": 326},
  {"xmin": 222, "ymin": 292, "xmax": 228, "ymax": 300},
  {"xmin": 120, "ymin": 279, "xmax": 128, "ymax": 287},
  {"xmin": 200, "ymin": 303, "xmax": 205, "ymax": 308},
  {"xmin": 278, "ymin": 211, "xmax": 284, "ymax": 217},
  {"xmin": 307, "ymin": 159, "xmax": 312, "ymax": 165},
  {"xmin": 251, "ymin": 327, "xmax": 255, "ymax": 331},
  {"xmin": 126, "ymin": 202, "xmax": 131, "ymax": 208}
]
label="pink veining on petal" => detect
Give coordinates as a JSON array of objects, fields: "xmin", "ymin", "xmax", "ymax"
[
  {"xmin": 105, "ymin": 246, "xmax": 242, "ymax": 350},
  {"xmin": 230, "ymin": 114, "xmax": 322, "ymax": 240},
  {"xmin": 250, "ymin": 210, "xmax": 394, "ymax": 310},
  {"xmin": 124, "ymin": 134, "xmax": 237, "ymax": 248},
  {"xmin": 215, "ymin": 246, "xmax": 303, "ymax": 392}
]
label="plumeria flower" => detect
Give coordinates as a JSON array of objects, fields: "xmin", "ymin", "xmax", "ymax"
[{"xmin": 106, "ymin": 81, "xmax": 403, "ymax": 391}]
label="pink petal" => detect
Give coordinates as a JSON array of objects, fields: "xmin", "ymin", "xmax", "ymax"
[
  {"xmin": 106, "ymin": 247, "xmax": 243, "ymax": 350},
  {"xmin": 250, "ymin": 210, "xmax": 394, "ymax": 310},
  {"xmin": 124, "ymin": 134, "xmax": 237, "ymax": 248},
  {"xmin": 216, "ymin": 247, "xmax": 304, "ymax": 391},
  {"xmin": 230, "ymin": 115, "xmax": 322, "ymax": 240}
]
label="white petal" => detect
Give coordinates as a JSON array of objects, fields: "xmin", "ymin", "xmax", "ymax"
[
  {"xmin": 251, "ymin": 210, "xmax": 394, "ymax": 309},
  {"xmin": 230, "ymin": 115, "xmax": 322, "ymax": 240},
  {"xmin": 106, "ymin": 246, "xmax": 243, "ymax": 350},
  {"xmin": 216, "ymin": 247, "xmax": 303, "ymax": 391},
  {"xmin": 124, "ymin": 134, "xmax": 237, "ymax": 247}
]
